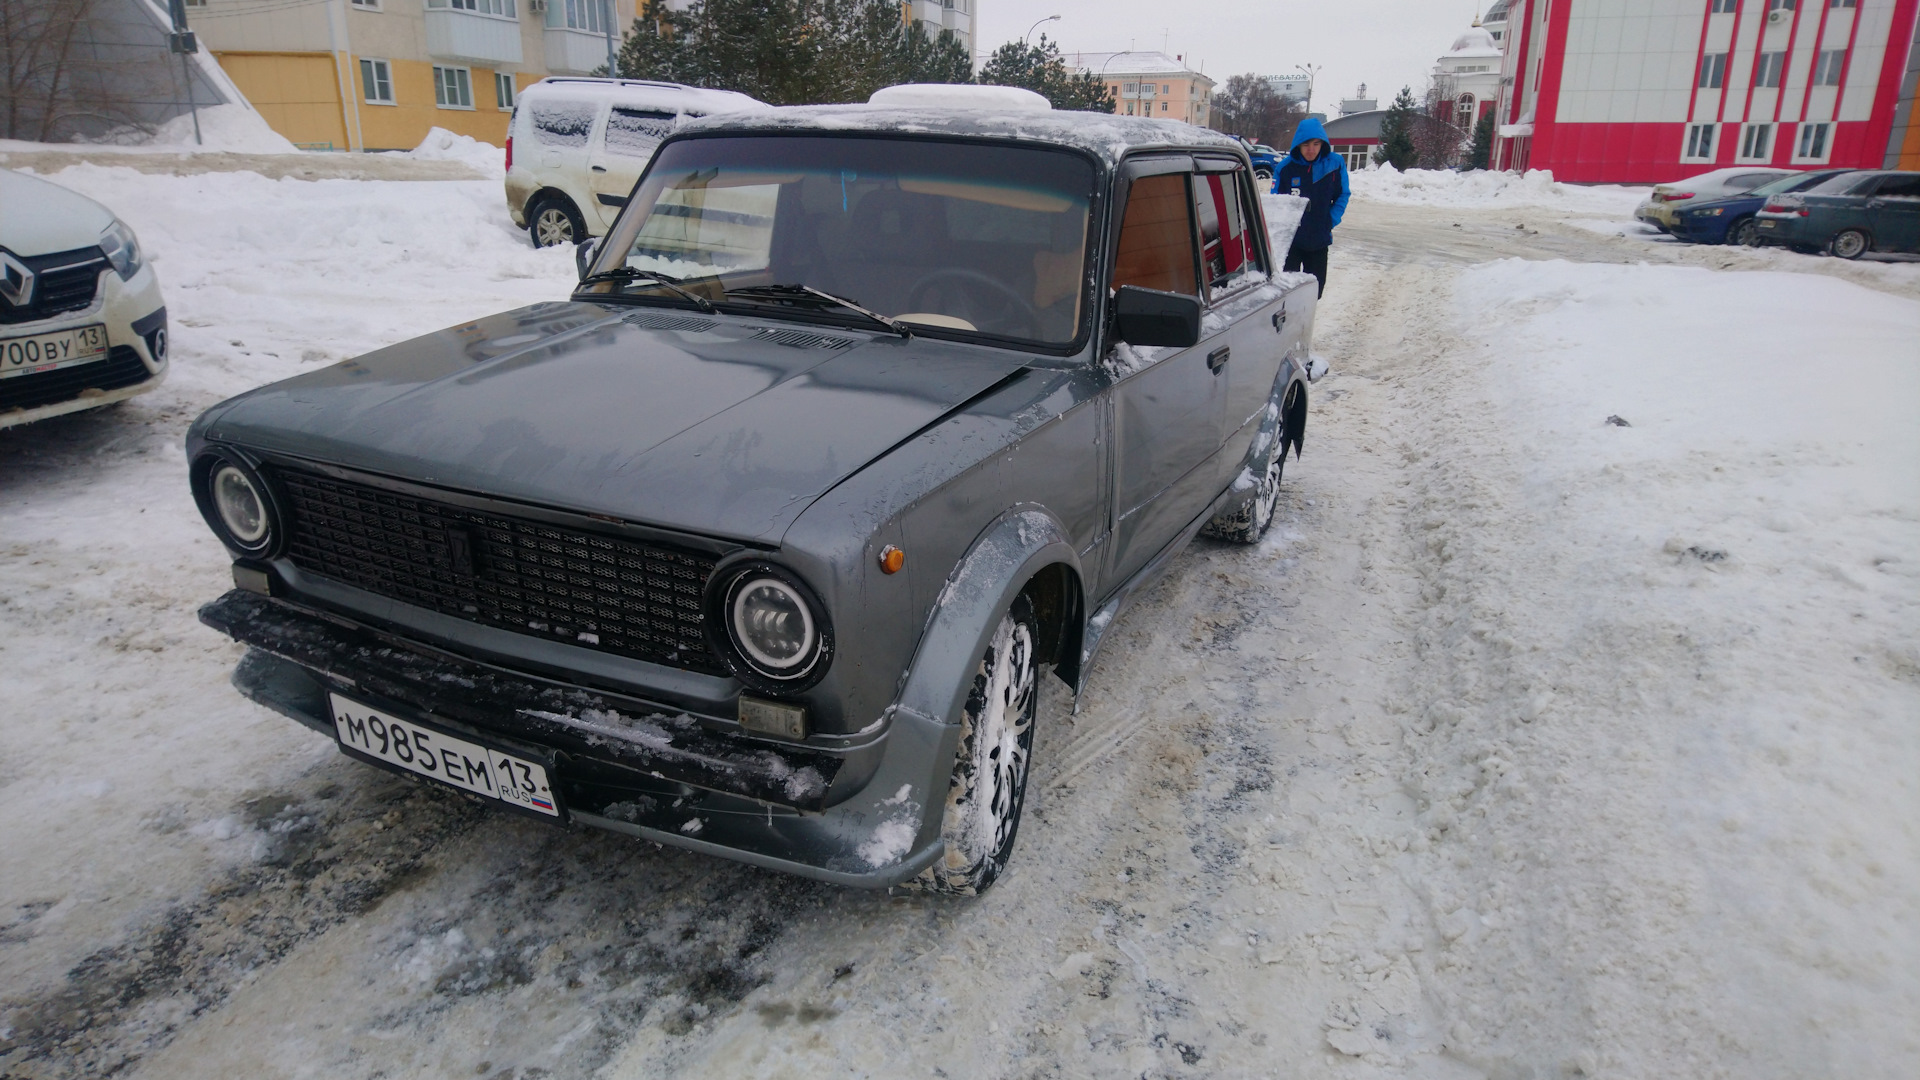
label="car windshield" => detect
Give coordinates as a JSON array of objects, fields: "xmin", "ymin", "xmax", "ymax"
[{"xmin": 582, "ymin": 135, "xmax": 1096, "ymax": 347}]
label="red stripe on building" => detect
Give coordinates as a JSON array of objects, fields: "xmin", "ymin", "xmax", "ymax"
[
  {"xmin": 1527, "ymin": 0, "xmax": 1576, "ymax": 172},
  {"xmin": 1862, "ymin": 0, "xmax": 1920, "ymax": 159}
]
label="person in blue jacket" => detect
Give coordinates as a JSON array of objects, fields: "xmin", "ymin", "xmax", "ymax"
[{"xmin": 1272, "ymin": 117, "xmax": 1349, "ymax": 297}]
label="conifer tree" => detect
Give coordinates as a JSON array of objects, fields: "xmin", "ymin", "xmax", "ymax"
[
  {"xmin": 975, "ymin": 35, "xmax": 1116, "ymax": 113},
  {"xmin": 1468, "ymin": 106, "xmax": 1496, "ymax": 170},
  {"xmin": 1373, "ymin": 85, "xmax": 1419, "ymax": 170}
]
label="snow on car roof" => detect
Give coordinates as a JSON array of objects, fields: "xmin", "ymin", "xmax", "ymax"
[
  {"xmin": 677, "ymin": 103, "xmax": 1244, "ymax": 165},
  {"xmin": 520, "ymin": 77, "xmax": 766, "ymax": 115}
]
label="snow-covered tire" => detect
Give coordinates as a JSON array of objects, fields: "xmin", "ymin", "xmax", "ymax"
[
  {"xmin": 1202, "ymin": 383, "xmax": 1296, "ymax": 544},
  {"xmin": 529, "ymin": 195, "xmax": 585, "ymax": 248},
  {"xmin": 908, "ymin": 594, "xmax": 1039, "ymax": 896},
  {"xmin": 1727, "ymin": 218, "xmax": 1759, "ymax": 247},
  {"xmin": 1255, "ymin": 167, "xmax": 1274, "ymax": 188},
  {"xmin": 1828, "ymin": 229, "xmax": 1869, "ymax": 260}
]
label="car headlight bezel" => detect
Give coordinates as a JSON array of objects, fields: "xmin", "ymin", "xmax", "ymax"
[
  {"xmin": 704, "ymin": 561, "xmax": 833, "ymax": 693},
  {"xmin": 191, "ymin": 451, "xmax": 283, "ymax": 558},
  {"xmin": 98, "ymin": 219, "xmax": 143, "ymax": 281}
]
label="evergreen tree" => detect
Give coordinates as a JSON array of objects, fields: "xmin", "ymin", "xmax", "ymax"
[
  {"xmin": 1468, "ymin": 106, "xmax": 1495, "ymax": 170},
  {"xmin": 975, "ymin": 35, "xmax": 1116, "ymax": 112},
  {"xmin": 1373, "ymin": 84, "xmax": 1419, "ymax": 170},
  {"xmin": 613, "ymin": 0, "xmax": 970, "ymax": 106}
]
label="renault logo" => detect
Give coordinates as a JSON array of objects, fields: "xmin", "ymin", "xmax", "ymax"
[{"xmin": 0, "ymin": 252, "xmax": 32, "ymax": 308}]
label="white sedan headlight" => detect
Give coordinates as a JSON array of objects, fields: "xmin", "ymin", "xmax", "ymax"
[{"xmin": 99, "ymin": 219, "xmax": 144, "ymax": 280}]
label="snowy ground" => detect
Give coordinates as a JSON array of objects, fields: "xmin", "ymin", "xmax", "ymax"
[{"xmin": 1, "ymin": 160, "xmax": 1915, "ymax": 1080}]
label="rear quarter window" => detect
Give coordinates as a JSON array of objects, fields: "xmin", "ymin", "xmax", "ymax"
[
  {"xmin": 1873, "ymin": 175, "xmax": 1920, "ymax": 199},
  {"xmin": 530, "ymin": 99, "xmax": 597, "ymax": 148}
]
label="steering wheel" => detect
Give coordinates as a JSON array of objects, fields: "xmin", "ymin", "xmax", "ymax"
[{"xmin": 906, "ymin": 269, "xmax": 1042, "ymax": 339}]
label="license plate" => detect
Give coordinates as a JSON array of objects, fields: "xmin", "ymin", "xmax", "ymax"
[
  {"xmin": 329, "ymin": 693, "xmax": 561, "ymax": 817},
  {"xmin": 0, "ymin": 324, "xmax": 109, "ymax": 380},
  {"xmin": 1759, "ymin": 220, "xmax": 1776, "ymax": 229}
]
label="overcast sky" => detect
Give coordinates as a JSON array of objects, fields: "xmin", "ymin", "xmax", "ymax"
[{"xmin": 977, "ymin": 1, "xmax": 1487, "ymax": 115}]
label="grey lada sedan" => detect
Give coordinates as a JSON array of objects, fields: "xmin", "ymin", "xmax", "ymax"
[{"xmin": 188, "ymin": 92, "xmax": 1320, "ymax": 894}]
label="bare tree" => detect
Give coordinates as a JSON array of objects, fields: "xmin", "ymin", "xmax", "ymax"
[
  {"xmin": 1413, "ymin": 73, "xmax": 1470, "ymax": 169},
  {"xmin": 3, "ymin": 0, "xmax": 183, "ymax": 142},
  {"xmin": 1212, "ymin": 73, "xmax": 1307, "ymax": 149}
]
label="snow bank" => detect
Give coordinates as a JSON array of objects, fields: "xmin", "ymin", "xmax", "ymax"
[
  {"xmin": 1353, "ymin": 163, "xmax": 1648, "ymax": 214},
  {"xmin": 1410, "ymin": 258, "xmax": 1920, "ymax": 1074},
  {"xmin": 148, "ymin": 104, "xmax": 301, "ymax": 155},
  {"xmin": 408, "ymin": 127, "xmax": 505, "ymax": 176}
]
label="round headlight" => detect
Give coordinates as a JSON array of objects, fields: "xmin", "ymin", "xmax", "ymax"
[
  {"xmin": 729, "ymin": 575, "xmax": 817, "ymax": 676},
  {"xmin": 213, "ymin": 464, "xmax": 270, "ymax": 547}
]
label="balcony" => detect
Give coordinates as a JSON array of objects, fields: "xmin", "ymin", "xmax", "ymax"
[
  {"xmin": 545, "ymin": 27, "xmax": 613, "ymax": 75},
  {"xmin": 424, "ymin": 9, "xmax": 524, "ymax": 67}
]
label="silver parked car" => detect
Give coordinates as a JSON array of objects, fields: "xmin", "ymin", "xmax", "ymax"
[
  {"xmin": 1634, "ymin": 166, "xmax": 1792, "ymax": 233},
  {"xmin": 188, "ymin": 87, "xmax": 1319, "ymax": 894}
]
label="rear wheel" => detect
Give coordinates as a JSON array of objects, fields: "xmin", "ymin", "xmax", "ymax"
[
  {"xmin": 1727, "ymin": 218, "xmax": 1760, "ymax": 247},
  {"xmin": 1829, "ymin": 229, "xmax": 1870, "ymax": 260},
  {"xmin": 909, "ymin": 594, "xmax": 1039, "ymax": 896},
  {"xmin": 1203, "ymin": 382, "xmax": 1298, "ymax": 544},
  {"xmin": 1255, "ymin": 167, "xmax": 1274, "ymax": 189},
  {"xmin": 529, "ymin": 195, "xmax": 584, "ymax": 248}
]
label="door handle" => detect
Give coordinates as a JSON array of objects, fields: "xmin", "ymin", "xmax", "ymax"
[
  {"xmin": 592, "ymin": 165, "xmax": 607, "ymax": 173},
  {"xmin": 1272, "ymin": 309, "xmax": 1288, "ymax": 332},
  {"xmin": 1207, "ymin": 346, "xmax": 1231, "ymax": 373}
]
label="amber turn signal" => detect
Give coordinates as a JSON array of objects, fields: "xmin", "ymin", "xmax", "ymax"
[{"xmin": 878, "ymin": 545, "xmax": 905, "ymax": 574}]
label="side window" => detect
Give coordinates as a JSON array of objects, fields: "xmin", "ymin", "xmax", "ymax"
[
  {"xmin": 605, "ymin": 107, "xmax": 677, "ymax": 157},
  {"xmin": 530, "ymin": 100, "xmax": 596, "ymax": 148},
  {"xmin": 1192, "ymin": 167, "xmax": 1262, "ymax": 292},
  {"xmin": 1112, "ymin": 173, "xmax": 1198, "ymax": 296},
  {"xmin": 1873, "ymin": 175, "xmax": 1920, "ymax": 199}
]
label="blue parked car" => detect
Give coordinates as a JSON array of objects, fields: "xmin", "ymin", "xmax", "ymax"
[
  {"xmin": 1669, "ymin": 168, "xmax": 1855, "ymax": 246},
  {"xmin": 1235, "ymin": 136, "xmax": 1284, "ymax": 187}
]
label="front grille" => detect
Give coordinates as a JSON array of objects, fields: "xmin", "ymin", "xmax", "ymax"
[
  {"xmin": 0, "ymin": 346, "xmax": 151, "ymax": 414},
  {"xmin": 0, "ymin": 248, "xmax": 107, "ymax": 326},
  {"xmin": 272, "ymin": 469, "xmax": 728, "ymax": 675}
]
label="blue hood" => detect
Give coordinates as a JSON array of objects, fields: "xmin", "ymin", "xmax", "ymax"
[{"xmin": 1290, "ymin": 117, "xmax": 1330, "ymax": 152}]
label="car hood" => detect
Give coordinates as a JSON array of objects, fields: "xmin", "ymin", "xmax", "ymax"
[
  {"xmin": 198, "ymin": 302, "xmax": 1032, "ymax": 545},
  {"xmin": 0, "ymin": 169, "xmax": 117, "ymax": 257}
]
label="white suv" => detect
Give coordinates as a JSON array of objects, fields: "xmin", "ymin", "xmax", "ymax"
[
  {"xmin": 2, "ymin": 170, "xmax": 167, "ymax": 430},
  {"xmin": 505, "ymin": 78, "xmax": 765, "ymax": 247}
]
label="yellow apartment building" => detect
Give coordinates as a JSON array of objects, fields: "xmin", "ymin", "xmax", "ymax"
[{"xmin": 185, "ymin": 0, "xmax": 641, "ymax": 151}]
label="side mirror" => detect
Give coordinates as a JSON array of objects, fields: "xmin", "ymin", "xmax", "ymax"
[
  {"xmin": 1113, "ymin": 285, "xmax": 1202, "ymax": 349},
  {"xmin": 574, "ymin": 236, "xmax": 600, "ymax": 281}
]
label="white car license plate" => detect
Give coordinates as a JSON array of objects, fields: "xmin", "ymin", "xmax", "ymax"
[
  {"xmin": 0, "ymin": 323, "xmax": 109, "ymax": 380},
  {"xmin": 329, "ymin": 693, "xmax": 560, "ymax": 817}
]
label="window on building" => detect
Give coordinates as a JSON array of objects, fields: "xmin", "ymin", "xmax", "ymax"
[
  {"xmin": 360, "ymin": 58, "xmax": 394, "ymax": 104},
  {"xmin": 1756, "ymin": 52, "xmax": 1785, "ymax": 88},
  {"xmin": 1456, "ymin": 93, "xmax": 1476, "ymax": 127},
  {"xmin": 1112, "ymin": 173, "xmax": 1198, "ymax": 297},
  {"xmin": 1813, "ymin": 49, "xmax": 1845, "ymax": 85},
  {"xmin": 428, "ymin": 0, "xmax": 517, "ymax": 15},
  {"xmin": 1684, "ymin": 123, "xmax": 1717, "ymax": 160},
  {"xmin": 1796, "ymin": 121, "xmax": 1830, "ymax": 159},
  {"xmin": 1332, "ymin": 143, "xmax": 1369, "ymax": 171},
  {"xmin": 1739, "ymin": 122, "xmax": 1774, "ymax": 160},
  {"xmin": 1766, "ymin": 0, "xmax": 1794, "ymax": 10},
  {"xmin": 349, "ymin": 0, "xmax": 381, "ymax": 8},
  {"xmin": 434, "ymin": 66, "xmax": 474, "ymax": 109},
  {"xmin": 1829, "ymin": 0, "xmax": 1856, "ymax": 7},
  {"xmin": 1161, "ymin": 101, "xmax": 1168, "ymax": 112},
  {"xmin": 183, "ymin": 0, "xmax": 206, "ymax": 6},
  {"xmin": 550, "ymin": 0, "xmax": 606, "ymax": 31},
  {"xmin": 1162, "ymin": 84, "xmax": 1171, "ymax": 94},
  {"xmin": 1711, "ymin": 0, "xmax": 1737, "ymax": 12},
  {"xmin": 495, "ymin": 72, "xmax": 516, "ymax": 110},
  {"xmin": 1699, "ymin": 53, "xmax": 1728, "ymax": 89}
]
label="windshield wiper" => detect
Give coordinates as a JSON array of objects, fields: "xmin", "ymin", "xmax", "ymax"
[
  {"xmin": 723, "ymin": 284, "xmax": 911, "ymax": 338},
  {"xmin": 576, "ymin": 267, "xmax": 714, "ymax": 312}
]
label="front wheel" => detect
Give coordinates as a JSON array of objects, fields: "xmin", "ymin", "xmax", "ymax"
[
  {"xmin": 1829, "ymin": 229, "xmax": 1870, "ymax": 260},
  {"xmin": 909, "ymin": 594, "xmax": 1039, "ymax": 896}
]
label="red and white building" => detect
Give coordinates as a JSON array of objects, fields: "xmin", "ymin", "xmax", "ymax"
[{"xmin": 1492, "ymin": 0, "xmax": 1920, "ymax": 182}]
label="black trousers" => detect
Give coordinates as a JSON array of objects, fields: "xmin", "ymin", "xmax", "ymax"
[{"xmin": 1284, "ymin": 243, "xmax": 1329, "ymax": 297}]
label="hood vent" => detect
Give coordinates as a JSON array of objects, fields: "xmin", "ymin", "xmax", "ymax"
[
  {"xmin": 623, "ymin": 311, "xmax": 718, "ymax": 333},
  {"xmin": 751, "ymin": 328, "xmax": 856, "ymax": 350}
]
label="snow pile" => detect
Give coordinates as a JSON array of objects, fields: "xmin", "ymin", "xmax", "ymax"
[
  {"xmin": 1353, "ymin": 164, "xmax": 1648, "ymax": 214},
  {"xmin": 408, "ymin": 127, "xmax": 505, "ymax": 176},
  {"xmin": 1401, "ymin": 258, "xmax": 1920, "ymax": 1074},
  {"xmin": 148, "ymin": 104, "xmax": 301, "ymax": 155}
]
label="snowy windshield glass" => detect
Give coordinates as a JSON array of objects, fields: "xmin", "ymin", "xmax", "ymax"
[{"xmin": 583, "ymin": 136, "xmax": 1096, "ymax": 347}]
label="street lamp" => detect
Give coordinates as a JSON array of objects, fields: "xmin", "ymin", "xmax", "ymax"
[
  {"xmin": 1027, "ymin": 14, "xmax": 1061, "ymax": 43},
  {"xmin": 1295, "ymin": 63, "xmax": 1321, "ymax": 114}
]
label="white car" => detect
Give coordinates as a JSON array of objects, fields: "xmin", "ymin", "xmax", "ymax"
[
  {"xmin": 1633, "ymin": 166, "xmax": 1792, "ymax": 233},
  {"xmin": 504, "ymin": 78, "xmax": 766, "ymax": 247},
  {"xmin": 1, "ymin": 170, "xmax": 167, "ymax": 430}
]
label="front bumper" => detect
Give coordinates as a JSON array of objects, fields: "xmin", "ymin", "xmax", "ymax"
[
  {"xmin": 1, "ymin": 263, "xmax": 167, "ymax": 429},
  {"xmin": 201, "ymin": 589, "xmax": 951, "ymax": 888}
]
